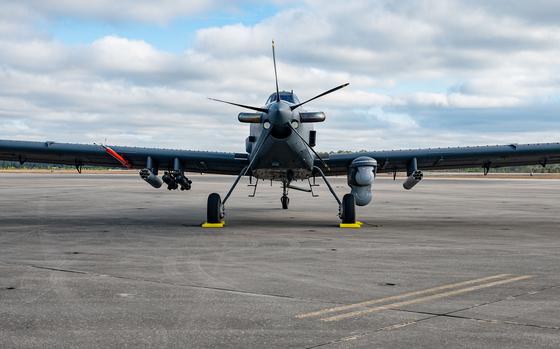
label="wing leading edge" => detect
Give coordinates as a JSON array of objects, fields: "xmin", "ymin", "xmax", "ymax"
[
  {"xmin": 323, "ymin": 142, "xmax": 560, "ymax": 176},
  {"xmin": 0, "ymin": 139, "xmax": 249, "ymax": 175},
  {"xmin": 2, "ymin": 139, "xmax": 560, "ymax": 177}
]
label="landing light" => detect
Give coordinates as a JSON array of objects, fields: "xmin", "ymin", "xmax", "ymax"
[
  {"xmin": 291, "ymin": 120, "xmax": 300, "ymax": 129},
  {"xmin": 263, "ymin": 121, "xmax": 271, "ymax": 129}
]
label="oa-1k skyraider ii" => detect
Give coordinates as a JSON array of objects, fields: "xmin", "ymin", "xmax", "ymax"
[{"xmin": 1, "ymin": 42, "xmax": 559, "ymax": 227}]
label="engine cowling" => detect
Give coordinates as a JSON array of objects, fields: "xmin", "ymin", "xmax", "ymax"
[{"xmin": 347, "ymin": 156, "xmax": 377, "ymax": 206}]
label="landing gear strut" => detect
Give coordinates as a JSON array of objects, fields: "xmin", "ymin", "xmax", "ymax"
[
  {"xmin": 203, "ymin": 166, "xmax": 249, "ymax": 227},
  {"xmin": 281, "ymin": 181, "xmax": 290, "ymax": 209},
  {"xmin": 314, "ymin": 166, "xmax": 360, "ymax": 227}
]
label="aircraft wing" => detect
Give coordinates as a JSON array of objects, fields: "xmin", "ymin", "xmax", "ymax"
[
  {"xmin": 322, "ymin": 142, "xmax": 560, "ymax": 175},
  {"xmin": 0, "ymin": 139, "xmax": 249, "ymax": 175}
]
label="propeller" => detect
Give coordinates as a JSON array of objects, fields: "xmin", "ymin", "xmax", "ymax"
[
  {"xmin": 207, "ymin": 40, "xmax": 349, "ymax": 119},
  {"xmin": 207, "ymin": 98, "xmax": 268, "ymax": 113},
  {"xmin": 272, "ymin": 40, "xmax": 280, "ymax": 102},
  {"xmin": 207, "ymin": 40, "xmax": 281, "ymax": 114},
  {"xmin": 290, "ymin": 82, "xmax": 349, "ymax": 111}
]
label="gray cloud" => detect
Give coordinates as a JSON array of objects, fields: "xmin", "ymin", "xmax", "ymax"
[
  {"xmin": 20, "ymin": 1, "xmax": 220, "ymax": 23},
  {"xmin": 0, "ymin": 0, "xmax": 558, "ymax": 152}
]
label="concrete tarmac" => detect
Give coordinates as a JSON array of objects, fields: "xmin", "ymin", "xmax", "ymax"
[{"xmin": 1, "ymin": 173, "xmax": 559, "ymax": 348}]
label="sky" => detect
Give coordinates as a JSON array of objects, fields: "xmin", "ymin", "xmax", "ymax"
[{"xmin": 0, "ymin": 0, "xmax": 559, "ymax": 152}]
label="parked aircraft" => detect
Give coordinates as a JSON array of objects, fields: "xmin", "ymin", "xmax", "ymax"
[{"xmin": 1, "ymin": 42, "xmax": 559, "ymax": 227}]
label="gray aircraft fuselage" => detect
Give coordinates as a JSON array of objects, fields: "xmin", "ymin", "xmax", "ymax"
[{"xmin": 248, "ymin": 91, "xmax": 316, "ymax": 181}]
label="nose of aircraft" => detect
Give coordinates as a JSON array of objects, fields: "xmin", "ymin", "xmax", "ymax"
[
  {"xmin": 267, "ymin": 102, "xmax": 293, "ymax": 139},
  {"xmin": 268, "ymin": 102, "xmax": 292, "ymax": 126}
]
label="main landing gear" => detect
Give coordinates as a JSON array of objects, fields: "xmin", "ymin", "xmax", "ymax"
[
  {"xmin": 314, "ymin": 166, "xmax": 361, "ymax": 228},
  {"xmin": 203, "ymin": 165, "xmax": 249, "ymax": 227},
  {"xmin": 206, "ymin": 193, "xmax": 223, "ymax": 224},
  {"xmin": 203, "ymin": 166, "xmax": 360, "ymax": 228},
  {"xmin": 340, "ymin": 193, "xmax": 356, "ymax": 224}
]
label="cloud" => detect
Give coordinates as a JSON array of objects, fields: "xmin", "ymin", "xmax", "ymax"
[
  {"xmin": 0, "ymin": 0, "xmax": 559, "ymax": 153},
  {"xmin": 22, "ymin": 1, "xmax": 219, "ymax": 23}
]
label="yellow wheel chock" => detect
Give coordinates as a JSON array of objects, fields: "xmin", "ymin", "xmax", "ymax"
[
  {"xmin": 339, "ymin": 221, "xmax": 363, "ymax": 228},
  {"xmin": 202, "ymin": 221, "xmax": 225, "ymax": 228}
]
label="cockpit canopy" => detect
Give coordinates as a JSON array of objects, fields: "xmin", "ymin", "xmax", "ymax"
[{"xmin": 266, "ymin": 91, "xmax": 300, "ymax": 105}]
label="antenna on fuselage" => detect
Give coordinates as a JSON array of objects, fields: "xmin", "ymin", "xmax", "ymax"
[{"xmin": 272, "ymin": 40, "xmax": 280, "ymax": 102}]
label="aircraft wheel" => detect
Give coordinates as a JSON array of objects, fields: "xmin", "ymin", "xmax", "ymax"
[
  {"xmin": 207, "ymin": 193, "xmax": 223, "ymax": 223},
  {"xmin": 281, "ymin": 196, "xmax": 289, "ymax": 209},
  {"xmin": 340, "ymin": 194, "xmax": 356, "ymax": 223}
]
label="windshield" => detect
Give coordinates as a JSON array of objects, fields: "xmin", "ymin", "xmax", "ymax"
[{"xmin": 266, "ymin": 92, "xmax": 299, "ymax": 104}]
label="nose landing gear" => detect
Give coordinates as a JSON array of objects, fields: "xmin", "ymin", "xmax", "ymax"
[
  {"xmin": 281, "ymin": 181, "xmax": 290, "ymax": 209},
  {"xmin": 281, "ymin": 195, "xmax": 289, "ymax": 209}
]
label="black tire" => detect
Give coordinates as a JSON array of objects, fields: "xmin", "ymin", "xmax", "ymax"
[
  {"xmin": 341, "ymin": 194, "xmax": 356, "ymax": 223},
  {"xmin": 207, "ymin": 193, "xmax": 222, "ymax": 223},
  {"xmin": 281, "ymin": 196, "xmax": 289, "ymax": 209}
]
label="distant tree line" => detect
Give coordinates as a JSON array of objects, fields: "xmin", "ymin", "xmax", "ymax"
[
  {"xmin": 1, "ymin": 159, "xmax": 559, "ymax": 173},
  {"xmin": 446, "ymin": 164, "xmax": 560, "ymax": 173},
  {"xmin": 320, "ymin": 152, "xmax": 560, "ymax": 173},
  {"xmin": 0, "ymin": 161, "xmax": 116, "ymax": 171}
]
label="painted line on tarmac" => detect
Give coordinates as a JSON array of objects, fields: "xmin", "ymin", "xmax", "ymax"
[
  {"xmin": 321, "ymin": 275, "xmax": 533, "ymax": 322},
  {"xmin": 296, "ymin": 274, "xmax": 511, "ymax": 319}
]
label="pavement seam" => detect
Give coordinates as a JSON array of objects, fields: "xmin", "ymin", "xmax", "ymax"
[
  {"xmin": 388, "ymin": 282, "xmax": 560, "ymax": 331},
  {"xmin": 23, "ymin": 264, "xmax": 89, "ymax": 275},
  {"xmin": 0, "ymin": 260, "xmax": 340, "ymax": 305},
  {"xmin": 391, "ymin": 309, "xmax": 560, "ymax": 331},
  {"xmin": 304, "ymin": 315, "xmax": 439, "ymax": 349},
  {"xmin": 437, "ymin": 283, "xmax": 560, "ymax": 317},
  {"xmin": 442, "ymin": 313, "xmax": 560, "ymax": 330},
  {"xmin": 304, "ymin": 282, "xmax": 560, "ymax": 348},
  {"xmin": 425, "ymin": 282, "xmax": 560, "ymax": 331}
]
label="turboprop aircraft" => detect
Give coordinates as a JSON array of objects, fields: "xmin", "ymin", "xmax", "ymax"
[{"xmin": 1, "ymin": 41, "xmax": 560, "ymax": 228}]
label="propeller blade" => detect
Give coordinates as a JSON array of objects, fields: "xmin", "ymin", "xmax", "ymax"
[
  {"xmin": 208, "ymin": 98, "xmax": 268, "ymax": 113},
  {"xmin": 290, "ymin": 82, "xmax": 349, "ymax": 111},
  {"xmin": 272, "ymin": 40, "xmax": 280, "ymax": 102}
]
